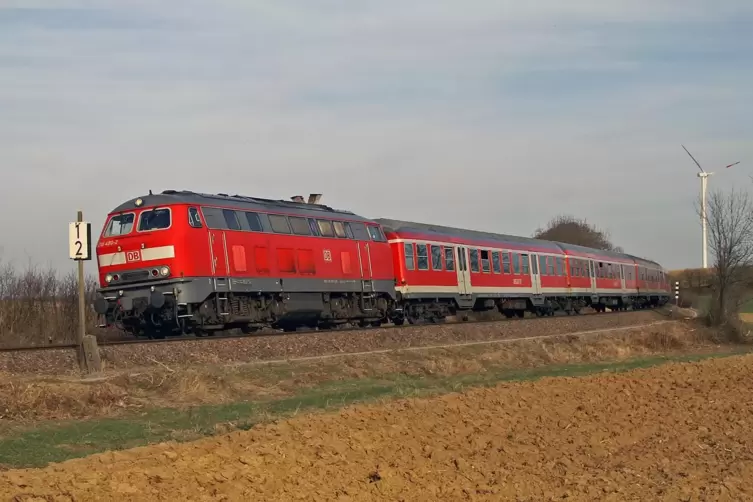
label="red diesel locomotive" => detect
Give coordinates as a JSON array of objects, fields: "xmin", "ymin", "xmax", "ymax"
[{"xmin": 92, "ymin": 190, "xmax": 670, "ymax": 337}]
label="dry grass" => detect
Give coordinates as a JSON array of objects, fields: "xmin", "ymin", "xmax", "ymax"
[
  {"xmin": 0, "ymin": 320, "xmax": 730, "ymax": 424},
  {"xmin": 0, "ymin": 260, "xmax": 113, "ymax": 348}
]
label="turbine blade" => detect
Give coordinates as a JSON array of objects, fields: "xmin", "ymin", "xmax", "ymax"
[
  {"xmin": 682, "ymin": 144, "xmax": 705, "ymax": 173},
  {"xmin": 726, "ymin": 161, "xmax": 741, "ymax": 168}
]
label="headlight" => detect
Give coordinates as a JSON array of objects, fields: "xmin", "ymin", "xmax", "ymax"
[
  {"xmin": 159, "ymin": 266, "xmax": 170, "ymax": 277},
  {"xmin": 105, "ymin": 274, "xmax": 113, "ymax": 283}
]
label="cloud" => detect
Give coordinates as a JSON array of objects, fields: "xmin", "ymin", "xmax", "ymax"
[{"xmin": 0, "ymin": 1, "xmax": 751, "ymax": 274}]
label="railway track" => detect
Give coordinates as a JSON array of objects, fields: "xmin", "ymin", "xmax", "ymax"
[{"xmin": 0, "ymin": 306, "xmax": 670, "ymax": 353}]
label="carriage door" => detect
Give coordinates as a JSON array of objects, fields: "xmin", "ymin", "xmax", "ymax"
[
  {"xmin": 589, "ymin": 260, "xmax": 597, "ymax": 294},
  {"xmin": 455, "ymin": 247, "xmax": 472, "ymax": 296},
  {"xmin": 208, "ymin": 230, "xmax": 229, "ymax": 291},
  {"xmin": 620, "ymin": 264, "xmax": 627, "ymax": 292},
  {"xmin": 530, "ymin": 254, "xmax": 542, "ymax": 295}
]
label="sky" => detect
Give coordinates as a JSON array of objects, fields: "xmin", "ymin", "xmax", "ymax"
[{"xmin": 1, "ymin": 0, "xmax": 751, "ymax": 275}]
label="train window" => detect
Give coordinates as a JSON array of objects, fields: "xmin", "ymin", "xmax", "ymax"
[
  {"xmin": 467, "ymin": 249, "xmax": 477, "ymax": 272},
  {"xmin": 343, "ymin": 222, "xmax": 354, "ymax": 239},
  {"xmin": 431, "ymin": 245, "xmax": 443, "ymax": 271},
  {"xmin": 138, "ymin": 208, "xmax": 171, "ymax": 231},
  {"xmin": 512, "ymin": 253, "xmax": 520, "ymax": 274},
  {"xmin": 367, "ymin": 226, "xmax": 387, "ymax": 242},
  {"xmin": 444, "ymin": 247, "xmax": 455, "ymax": 271},
  {"xmin": 221, "ymin": 209, "xmax": 241, "ymax": 231},
  {"xmin": 333, "ymin": 221, "xmax": 347, "ymax": 238},
  {"xmin": 502, "ymin": 252, "xmax": 511, "ymax": 274},
  {"xmin": 103, "ymin": 212, "xmax": 135, "ymax": 236},
  {"xmin": 555, "ymin": 257, "xmax": 563, "ymax": 276},
  {"xmin": 417, "ymin": 244, "xmax": 429, "ymax": 270},
  {"xmin": 547, "ymin": 257, "xmax": 555, "ymax": 276},
  {"xmin": 289, "ymin": 216, "xmax": 311, "ymax": 236},
  {"xmin": 317, "ymin": 220, "xmax": 335, "ymax": 237},
  {"xmin": 480, "ymin": 250, "xmax": 490, "ymax": 273},
  {"xmin": 245, "ymin": 212, "xmax": 263, "ymax": 232},
  {"xmin": 521, "ymin": 254, "xmax": 530, "ymax": 274},
  {"xmin": 539, "ymin": 255, "xmax": 547, "ymax": 276},
  {"xmin": 404, "ymin": 242, "xmax": 415, "ymax": 271},
  {"xmin": 492, "ymin": 251, "xmax": 501, "ymax": 273},
  {"xmin": 188, "ymin": 207, "xmax": 203, "ymax": 228},
  {"xmin": 269, "ymin": 214, "xmax": 291, "ymax": 234},
  {"xmin": 201, "ymin": 207, "xmax": 226, "ymax": 229},
  {"xmin": 307, "ymin": 218, "xmax": 320, "ymax": 236},
  {"xmin": 349, "ymin": 222, "xmax": 370, "ymax": 241}
]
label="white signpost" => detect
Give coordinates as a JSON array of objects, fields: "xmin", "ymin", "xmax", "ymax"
[{"xmin": 69, "ymin": 211, "xmax": 99, "ymax": 373}]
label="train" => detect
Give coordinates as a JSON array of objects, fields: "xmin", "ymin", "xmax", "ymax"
[{"xmin": 92, "ymin": 190, "xmax": 671, "ymax": 338}]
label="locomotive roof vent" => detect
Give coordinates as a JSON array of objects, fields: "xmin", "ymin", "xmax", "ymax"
[
  {"xmin": 290, "ymin": 195, "xmax": 305, "ymax": 203},
  {"xmin": 307, "ymin": 193, "xmax": 322, "ymax": 204}
]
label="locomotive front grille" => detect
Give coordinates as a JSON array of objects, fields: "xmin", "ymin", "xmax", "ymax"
[{"xmin": 120, "ymin": 270, "xmax": 151, "ymax": 282}]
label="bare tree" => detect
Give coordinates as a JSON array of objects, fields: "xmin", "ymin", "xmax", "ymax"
[
  {"xmin": 533, "ymin": 214, "xmax": 622, "ymax": 252},
  {"xmin": 698, "ymin": 188, "xmax": 753, "ymax": 329}
]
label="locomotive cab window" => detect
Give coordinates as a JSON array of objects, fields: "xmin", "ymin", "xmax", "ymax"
[
  {"xmin": 404, "ymin": 243, "xmax": 415, "ymax": 270},
  {"xmin": 104, "ymin": 212, "xmax": 135, "ymax": 236},
  {"xmin": 367, "ymin": 226, "xmax": 387, "ymax": 242},
  {"xmin": 138, "ymin": 208, "xmax": 171, "ymax": 231},
  {"xmin": 188, "ymin": 207, "xmax": 203, "ymax": 228},
  {"xmin": 416, "ymin": 244, "xmax": 429, "ymax": 270}
]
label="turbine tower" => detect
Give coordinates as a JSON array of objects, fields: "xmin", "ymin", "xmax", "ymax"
[{"xmin": 681, "ymin": 145, "xmax": 740, "ymax": 269}]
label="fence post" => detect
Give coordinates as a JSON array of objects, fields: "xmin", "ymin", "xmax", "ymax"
[{"xmin": 69, "ymin": 211, "xmax": 101, "ymax": 373}]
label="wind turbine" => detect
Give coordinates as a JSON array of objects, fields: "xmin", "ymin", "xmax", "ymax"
[{"xmin": 681, "ymin": 145, "xmax": 741, "ymax": 269}]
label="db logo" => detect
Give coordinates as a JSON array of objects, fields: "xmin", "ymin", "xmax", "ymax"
[
  {"xmin": 323, "ymin": 249, "xmax": 332, "ymax": 262},
  {"xmin": 125, "ymin": 250, "xmax": 141, "ymax": 263}
]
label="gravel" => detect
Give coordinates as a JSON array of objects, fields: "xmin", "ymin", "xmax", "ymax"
[{"xmin": 0, "ymin": 311, "xmax": 666, "ymax": 376}]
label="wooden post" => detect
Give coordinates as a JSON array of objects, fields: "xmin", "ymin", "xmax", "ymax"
[
  {"xmin": 76, "ymin": 211, "xmax": 87, "ymax": 371},
  {"xmin": 69, "ymin": 210, "xmax": 101, "ymax": 373}
]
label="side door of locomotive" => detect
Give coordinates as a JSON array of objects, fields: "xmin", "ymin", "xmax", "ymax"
[
  {"xmin": 205, "ymin": 208, "xmax": 231, "ymax": 292},
  {"xmin": 455, "ymin": 247, "xmax": 472, "ymax": 295}
]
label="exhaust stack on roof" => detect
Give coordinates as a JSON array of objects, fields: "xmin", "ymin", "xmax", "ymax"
[
  {"xmin": 307, "ymin": 193, "xmax": 322, "ymax": 204},
  {"xmin": 290, "ymin": 195, "xmax": 305, "ymax": 203}
]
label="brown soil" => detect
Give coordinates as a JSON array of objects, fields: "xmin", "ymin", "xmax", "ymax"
[{"xmin": 3, "ymin": 352, "xmax": 753, "ymax": 501}]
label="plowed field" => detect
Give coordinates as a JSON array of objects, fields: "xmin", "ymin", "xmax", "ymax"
[{"xmin": 3, "ymin": 354, "xmax": 753, "ymax": 501}]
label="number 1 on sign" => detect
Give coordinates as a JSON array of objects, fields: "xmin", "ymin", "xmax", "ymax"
[{"xmin": 69, "ymin": 221, "xmax": 92, "ymax": 261}]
